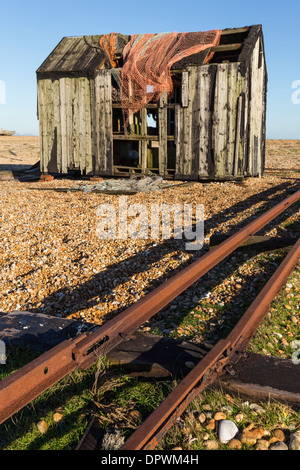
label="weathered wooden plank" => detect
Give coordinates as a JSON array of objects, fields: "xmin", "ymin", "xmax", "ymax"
[
  {"xmin": 71, "ymin": 78, "xmax": 80, "ymax": 169},
  {"xmin": 59, "ymin": 78, "xmax": 68, "ymax": 173},
  {"xmin": 181, "ymin": 71, "xmax": 189, "ymax": 107},
  {"xmin": 104, "ymin": 70, "xmax": 113, "ymax": 175},
  {"xmin": 37, "ymin": 80, "xmax": 46, "ymax": 173},
  {"xmin": 226, "ymin": 63, "xmax": 238, "ymax": 176},
  {"xmin": 233, "ymin": 94, "xmax": 243, "ymax": 176},
  {"xmin": 213, "ymin": 64, "xmax": 228, "ymax": 177},
  {"xmin": 248, "ymin": 37, "xmax": 265, "ymax": 177},
  {"xmin": 158, "ymin": 92, "xmax": 168, "ymax": 176},
  {"xmin": 92, "ymin": 70, "xmax": 113, "ymax": 175},
  {"xmin": 210, "ymin": 235, "xmax": 298, "ymax": 251},
  {"xmin": 106, "ymin": 333, "xmax": 209, "ymax": 378},
  {"xmin": 53, "ymin": 78, "xmax": 61, "ymax": 172},
  {"xmin": 198, "ymin": 66, "xmax": 212, "ymax": 177},
  {"xmin": 141, "ymin": 107, "xmax": 148, "ymax": 172},
  {"xmin": 45, "ymin": 79, "xmax": 57, "ymax": 173},
  {"xmin": 214, "ymin": 353, "xmax": 300, "ymax": 407}
]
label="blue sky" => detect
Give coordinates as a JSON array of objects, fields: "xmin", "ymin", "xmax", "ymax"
[{"xmin": 0, "ymin": 0, "xmax": 299, "ymax": 138}]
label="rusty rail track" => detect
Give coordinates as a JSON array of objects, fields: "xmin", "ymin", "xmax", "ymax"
[{"xmin": 0, "ymin": 189, "xmax": 300, "ymax": 447}]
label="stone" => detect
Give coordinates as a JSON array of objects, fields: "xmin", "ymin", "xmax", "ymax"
[
  {"xmin": 206, "ymin": 419, "xmax": 215, "ymax": 431},
  {"xmin": 249, "ymin": 403, "xmax": 265, "ymax": 414},
  {"xmin": 218, "ymin": 420, "xmax": 239, "ymax": 444},
  {"xmin": 214, "ymin": 412, "xmax": 226, "ymax": 421},
  {"xmin": 240, "ymin": 427, "xmax": 265, "ymax": 445},
  {"xmin": 53, "ymin": 412, "xmax": 63, "ymax": 422},
  {"xmin": 228, "ymin": 439, "xmax": 242, "ymax": 450},
  {"xmin": 270, "ymin": 441, "xmax": 288, "ymax": 450},
  {"xmin": 273, "ymin": 429, "xmax": 285, "ymax": 442},
  {"xmin": 256, "ymin": 439, "xmax": 270, "ymax": 450},
  {"xmin": 204, "ymin": 439, "xmax": 219, "ymax": 450},
  {"xmin": 289, "ymin": 430, "xmax": 300, "ymax": 450},
  {"xmin": 235, "ymin": 413, "xmax": 244, "ymax": 423},
  {"xmin": 37, "ymin": 420, "xmax": 48, "ymax": 434},
  {"xmin": 199, "ymin": 412, "xmax": 206, "ymax": 424}
]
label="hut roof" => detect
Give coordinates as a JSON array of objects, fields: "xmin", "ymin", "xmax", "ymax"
[{"xmin": 37, "ymin": 25, "xmax": 264, "ymax": 76}]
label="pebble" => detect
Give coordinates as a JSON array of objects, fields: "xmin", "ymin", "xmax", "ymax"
[
  {"xmin": 214, "ymin": 412, "xmax": 226, "ymax": 421},
  {"xmin": 204, "ymin": 439, "xmax": 219, "ymax": 450},
  {"xmin": 269, "ymin": 441, "xmax": 289, "ymax": 450},
  {"xmin": 37, "ymin": 420, "xmax": 48, "ymax": 434},
  {"xmin": 199, "ymin": 412, "xmax": 206, "ymax": 424},
  {"xmin": 240, "ymin": 427, "xmax": 265, "ymax": 445},
  {"xmin": 206, "ymin": 419, "xmax": 215, "ymax": 431},
  {"xmin": 53, "ymin": 412, "xmax": 63, "ymax": 422},
  {"xmin": 289, "ymin": 430, "xmax": 300, "ymax": 450},
  {"xmin": 256, "ymin": 439, "xmax": 270, "ymax": 450},
  {"xmin": 273, "ymin": 429, "xmax": 285, "ymax": 442},
  {"xmin": 218, "ymin": 420, "xmax": 239, "ymax": 444},
  {"xmin": 235, "ymin": 413, "xmax": 244, "ymax": 423},
  {"xmin": 249, "ymin": 403, "xmax": 265, "ymax": 414},
  {"xmin": 228, "ymin": 439, "xmax": 242, "ymax": 450}
]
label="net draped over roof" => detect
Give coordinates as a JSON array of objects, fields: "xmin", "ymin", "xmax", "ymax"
[{"xmin": 99, "ymin": 30, "xmax": 222, "ymax": 124}]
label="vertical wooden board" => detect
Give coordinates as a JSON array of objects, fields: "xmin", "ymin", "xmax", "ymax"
[
  {"xmin": 212, "ymin": 64, "xmax": 228, "ymax": 177},
  {"xmin": 93, "ymin": 70, "xmax": 113, "ymax": 175},
  {"xmin": 174, "ymin": 104, "xmax": 183, "ymax": 177},
  {"xmin": 71, "ymin": 78, "xmax": 80, "ymax": 170},
  {"xmin": 44, "ymin": 79, "xmax": 57, "ymax": 173},
  {"xmin": 93, "ymin": 73, "xmax": 101, "ymax": 173},
  {"xmin": 198, "ymin": 65, "xmax": 212, "ymax": 177},
  {"xmin": 181, "ymin": 70, "xmax": 192, "ymax": 177},
  {"xmin": 181, "ymin": 71, "xmax": 189, "ymax": 108},
  {"xmin": 77, "ymin": 78, "xmax": 85, "ymax": 173},
  {"xmin": 66, "ymin": 77, "xmax": 73, "ymax": 173},
  {"xmin": 53, "ymin": 78, "xmax": 62, "ymax": 172},
  {"xmin": 78, "ymin": 77, "xmax": 92, "ymax": 174},
  {"xmin": 243, "ymin": 69, "xmax": 250, "ymax": 175},
  {"xmin": 59, "ymin": 77, "xmax": 68, "ymax": 173},
  {"xmin": 83, "ymin": 78, "xmax": 93, "ymax": 175},
  {"xmin": 104, "ymin": 71, "xmax": 113, "ymax": 175},
  {"xmin": 227, "ymin": 63, "xmax": 238, "ymax": 176},
  {"xmin": 141, "ymin": 107, "xmax": 148, "ymax": 172},
  {"xmin": 189, "ymin": 68, "xmax": 200, "ymax": 177},
  {"xmin": 227, "ymin": 63, "xmax": 247, "ymax": 177},
  {"xmin": 37, "ymin": 80, "xmax": 46, "ymax": 172},
  {"xmin": 248, "ymin": 38, "xmax": 265, "ymax": 176},
  {"xmin": 158, "ymin": 92, "xmax": 168, "ymax": 176}
]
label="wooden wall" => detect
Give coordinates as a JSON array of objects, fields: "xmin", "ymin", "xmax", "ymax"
[
  {"xmin": 38, "ymin": 70, "xmax": 112, "ymax": 175},
  {"xmin": 174, "ymin": 62, "xmax": 248, "ymax": 180}
]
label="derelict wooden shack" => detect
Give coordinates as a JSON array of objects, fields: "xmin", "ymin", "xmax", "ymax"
[{"xmin": 36, "ymin": 25, "xmax": 267, "ymax": 180}]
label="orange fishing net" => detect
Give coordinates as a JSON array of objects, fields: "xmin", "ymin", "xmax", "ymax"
[{"xmin": 100, "ymin": 30, "xmax": 222, "ymax": 124}]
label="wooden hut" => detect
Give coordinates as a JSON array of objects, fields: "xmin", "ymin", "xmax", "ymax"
[{"xmin": 36, "ymin": 25, "xmax": 267, "ymax": 180}]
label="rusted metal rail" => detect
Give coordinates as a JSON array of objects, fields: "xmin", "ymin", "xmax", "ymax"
[
  {"xmin": 0, "ymin": 189, "xmax": 299, "ymax": 428},
  {"xmin": 121, "ymin": 236, "xmax": 300, "ymax": 449}
]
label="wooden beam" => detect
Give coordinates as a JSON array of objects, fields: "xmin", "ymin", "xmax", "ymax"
[
  {"xmin": 211, "ymin": 43, "xmax": 242, "ymax": 53},
  {"xmin": 210, "ymin": 235, "xmax": 298, "ymax": 251},
  {"xmin": 221, "ymin": 27, "xmax": 250, "ymax": 36},
  {"xmin": 213, "ymin": 353, "xmax": 300, "ymax": 407}
]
